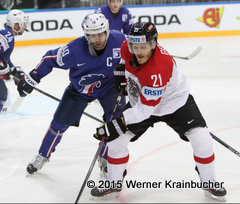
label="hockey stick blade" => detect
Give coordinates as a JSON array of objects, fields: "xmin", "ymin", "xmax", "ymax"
[
  {"xmin": 11, "ymin": 96, "xmax": 24, "ymax": 112},
  {"xmin": 171, "ymin": 46, "xmax": 202, "ymax": 60},
  {"xmin": 1, "ymin": 95, "xmax": 24, "ymax": 113}
]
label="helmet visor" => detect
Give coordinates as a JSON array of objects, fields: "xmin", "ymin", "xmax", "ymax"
[
  {"xmin": 86, "ymin": 32, "xmax": 107, "ymax": 43},
  {"xmin": 127, "ymin": 35, "xmax": 155, "ymax": 54}
]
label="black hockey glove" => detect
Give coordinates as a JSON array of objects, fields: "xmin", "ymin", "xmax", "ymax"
[
  {"xmin": 11, "ymin": 66, "xmax": 26, "ymax": 85},
  {"xmin": 114, "ymin": 64, "xmax": 128, "ymax": 96},
  {"xmin": 17, "ymin": 69, "xmax": 41, "ymax": 97},
  {"xmin": 94, "ymin": 118, "xmax": 128, "ymax": 142},
  {"xmin": 0, "ymin": 62, "xmax": 11, "ymax": 80}
]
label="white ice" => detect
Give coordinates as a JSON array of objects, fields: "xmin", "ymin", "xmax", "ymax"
[{"xmin": 1, "ymin": 36, "xmax": 240, "ymax": 203}]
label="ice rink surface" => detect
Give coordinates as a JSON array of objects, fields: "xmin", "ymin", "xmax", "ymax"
[{"xmin": 1, "ymin": 35, "xmax": 240, "ymax": 203}]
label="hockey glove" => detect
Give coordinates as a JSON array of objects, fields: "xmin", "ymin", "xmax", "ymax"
[
  {"xmin": 17, "ymin": 69, "xmax": 41, "ymax": 97},
  {"xmin": 0, "ymin": 62, "xmax": 11, "ymax": 80},
  {"xmin": 94, "ymin": 118, "xmax": 128, "ymax": 142},
  {"xmin": 114, "ymin": 64, "xmax": 128, "ymax": 96},
  {"xmin": 11, "ymin": 66, "xmax": 26, "ymax": 85}
]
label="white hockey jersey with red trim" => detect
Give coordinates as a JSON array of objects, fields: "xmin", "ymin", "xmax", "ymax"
[{"xmin": 120, "ymin": 40, "xmax": 190, "ymax": 125}]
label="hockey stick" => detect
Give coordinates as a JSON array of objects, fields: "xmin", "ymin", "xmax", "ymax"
[
  {"xmin": 74, "ymin": 88, "xmax": 124, "ymax": 204},
  {"xmin": 210, "ymin": 132, "xmax": 240, "ymax": 157},
  {"xmin": 171, "ymin": 46, "xmax": 202, "ymax": 60},
  {"xmin": 13, "ymin": 76, "xmax": 104, "ymax": 123},
  {"xmin": 33, "ymin": 86, "xmax": 104, "ymax": 123},
  {"xmin": 2, "ymin": 93, "xmax": 24, "ymax": 113},
  {"xmin": 173, "ymin": 47, "xmax": 239, "ymax": 157},
  {"xmin": 11, "ymin": 95, "xmax": 24, "ymax": 112},
  {"xmin": 16, "ymin": 74, "xmax": 240, "ymax": 160}
]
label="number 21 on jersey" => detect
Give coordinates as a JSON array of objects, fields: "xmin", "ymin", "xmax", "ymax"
[{"xmin": 151, "ymin": 74, "xmax": 162, "ymax": 87}]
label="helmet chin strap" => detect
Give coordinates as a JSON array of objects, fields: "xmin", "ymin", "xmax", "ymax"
[
  {"xmin": 12, "ymin": 24, "xmax": 22, "ymax": 36},
  {"xmin": 88, "ymin": 39, "xmax": 107, "ymax": 57},
  {"xmin": 88, "ymin": 43, "xmax": 98, "ymax": 57},
  {"xmin": 14, "ymin": 30, "xmax": 23, "ymax": 36}
]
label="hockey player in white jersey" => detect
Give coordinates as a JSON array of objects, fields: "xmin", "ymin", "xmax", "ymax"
[
  {"xmin": 92, "ymin": 22, "xmax": 227, "ymax": 202},
  {"xmin": 0, "ymin": 9, "xmax": 28, "ymax": 113}
]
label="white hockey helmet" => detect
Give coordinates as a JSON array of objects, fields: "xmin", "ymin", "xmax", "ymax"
[
  {"xmin": 6, "ymin": 9, "xmax": 29, "ymax": 33},
  {"xmin": 83, "ymin": 13, "xmax": 109, "ymax": 42}
]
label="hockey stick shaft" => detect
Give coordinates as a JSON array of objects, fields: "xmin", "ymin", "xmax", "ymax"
[
  {"xmin": 33, "ymin": 86, "xmax": 105, "ymax": 123},
  {"xmin": 13, "ymin": 76, "xmax": 104, "ymax": 123},
  {"xmin": 16, "ymin": 74, "xmax": 240, "ymax": 159},
  {"xmin": 172, "ymin": 47, "xmax": 239, "ymax": 157},
  {"xmin": 210, "ymin": 132, "xmax": 240, "ymax": 157},
  {"xmin": 74, "ymin": 88, "xmax": 124, "ymax": 204},
  {"xmin": 171, "ymin": 46, "xmax": 202, "ymax": 60}
]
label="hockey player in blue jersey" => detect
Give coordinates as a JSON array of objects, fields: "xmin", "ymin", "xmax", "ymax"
[
  {"xmin": 96, "ymin": 0, "xmax": 133, "ymax": 35},
  {"xmin": 0, "ymin": 9, "xmax": 28, "ymax": 113},
  {"xmin": 82, "ymin": 0, "xmax": 133, "ymax": 35},
  {"xmin": 16, "ymin": 13, "xmax": 127, "ymax": 174}
]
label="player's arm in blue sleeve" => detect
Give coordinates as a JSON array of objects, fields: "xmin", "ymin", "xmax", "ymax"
[
  {"xmin": 0, "ymin": 34, "xmax": 10, "ymax": 55},
  {"xmin": 122, "ymin": 10, "xmax": 133, "ymax": 35},
  {"xmin": 32, "ymin": 45, "xmax": 71, "ymax": 79},
  {"xmin": 16, "ymin": 45, "xmax": 73, "ymax": 97}
]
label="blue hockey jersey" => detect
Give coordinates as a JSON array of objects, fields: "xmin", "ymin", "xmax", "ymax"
[
  {"xmin": 32, "ymin": 30, "xmax": 127, "ymax": 100},
  {"xmin": 0, "ymin": 26, "xmax": 15, "ymax": 67},
  {"xmin": 95, "ymin": 5, "xmax": 133, "ymax": 35}
]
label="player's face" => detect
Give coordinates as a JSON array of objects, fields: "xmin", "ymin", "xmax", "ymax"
[
  {"xmin": 109, "ymin": 0, "xmax": 121, "ymax": 13},
  {"xmin": 132, "ymin": 42, "xmax": 156, "ymax": 65},
  {"xmin": 13, "ymin": 22, "xmax": 28, "ymax": 35},
  {"xmin": 87, "ymin": 32, "xmax": 107, "ymax": 50}
]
